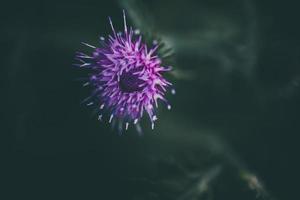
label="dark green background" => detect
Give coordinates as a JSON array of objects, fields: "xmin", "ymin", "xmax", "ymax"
[{"xmin": 2, "ymin": 0, "xmax": 300, "ymax": 199}]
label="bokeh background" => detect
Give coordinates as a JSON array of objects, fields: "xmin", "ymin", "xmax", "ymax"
[{"xmin": 2, "ymin": 0, "xmax": 300, "ymax": 199}]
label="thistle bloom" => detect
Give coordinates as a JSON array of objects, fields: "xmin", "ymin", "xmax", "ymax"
[{"xmin": 76, "ymin": 11, "xmax": 173, "ymax": 132}]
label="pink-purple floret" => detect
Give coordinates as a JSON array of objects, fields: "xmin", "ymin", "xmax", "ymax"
[{"xmin": 76, "ymin": 11, "xmax": 172, "ymax": 130}]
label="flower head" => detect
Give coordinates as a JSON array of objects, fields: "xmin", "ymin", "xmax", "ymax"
[{"xmin": 76, "ymin": 11, "xmax": 173, "ymax": 132}]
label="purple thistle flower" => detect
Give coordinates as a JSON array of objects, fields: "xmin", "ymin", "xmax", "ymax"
[{"xmin": 76, "ymin": 11, "xmax": 173, "ymax": 132}]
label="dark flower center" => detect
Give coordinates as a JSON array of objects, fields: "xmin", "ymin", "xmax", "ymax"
[{"xmin": 119, "ymin": 67, "xmax": 146, "ymax": 93}]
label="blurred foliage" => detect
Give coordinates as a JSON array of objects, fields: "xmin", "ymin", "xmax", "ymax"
[{"xmin": 2, "ymin": 0, "xmax": 300, "ymax": 199}]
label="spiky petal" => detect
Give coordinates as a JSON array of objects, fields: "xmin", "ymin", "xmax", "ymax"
[{"xmin": 76, "ymin": 11, "xmax": 173, "ymax": 132}]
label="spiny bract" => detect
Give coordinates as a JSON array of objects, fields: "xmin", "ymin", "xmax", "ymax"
[{"xmin": 76, "ymin": 11, "xmax": 173, "ymax": 132}]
